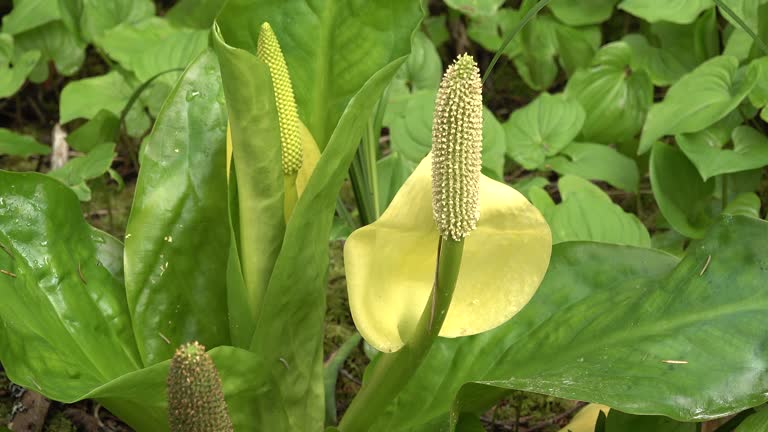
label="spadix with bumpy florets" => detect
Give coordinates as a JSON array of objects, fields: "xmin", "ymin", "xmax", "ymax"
[
  {"xmin": 257, "ymin": 22, "xmax": 302, "ymax": 176},
  {"xmin": 167, "ymin": 341, "xmax": 233, "ymax": 432},
  {"xmin": 431, "ymin": 54, "xmax": 483, "ymax": 241}
]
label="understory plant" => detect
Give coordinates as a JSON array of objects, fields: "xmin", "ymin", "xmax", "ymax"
[{"xmin": 1, "ymin": 1, "xmax": 768, "ymax": 432}]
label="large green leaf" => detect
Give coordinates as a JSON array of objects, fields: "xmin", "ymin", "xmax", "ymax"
[
  {"xmin": 212, "ymin": 29, "xmax": 285, "ymax": 349},
  {"xmin": 1, "ymin": 0, "xmax": 61, "ymax": 34},
  {"xmin": 639, "ymin": 56, "xmax": 758, "ymax": 154},
  {"xmin": 78, "ymin": 0, "xmax": 155, "ymax": 42},
  {"xmin": 14, "ymin": 20, "xmax": 86, "ymax": 80},
  {"xmin": 0, "ymin": 127, "xmax": 50, "ymax": 156},
  {"xmin": 530, "ymin": 175, "xmax": 650, "ymax": 246},
  {"xmin": 649, "ymin": 11, "xmax": 719, "ymax": 73},
  {"xmin": 368, "ymin": 216, "xmax": 768, "ymax": 430},
  {"xmin": 504, "ymin": 92, "xmax": 585, "ymax": 169},
  {"xmin": 618, "ymin": 0, "xmax": 713, "ymax": 24},
  {"xmin": 0, "ymin": 170, "xmax": 141, "ymax": 402},
  {"xmin": 124, "ymin": 51, "xmax": 230, "ymax": 366},
  {"xmin": 48, "ymin": 142, "xmax": 116, "ymax": 201},
  {"xmin": 678, "ymin": 125, "xmax": 768, "ymax": 181},
  {"xmin": 59, "ymin": 70, "xmax": 147, "ymax": 126},
  {"xmin": 166, "ymin": 0, "xmax": 225, "ymax": 29},
  {"xmin": 216, "ymin": 0, "xmax": 423, "ymax": 149},
  {"xmin": 546, "ymin": 142, "xmax": 639, "ymax": 192},
  {"xmin": 466, "ymin": 8, "xmax": 522, "ymax": 58},
  {"xmin": 564, "ymin": 41, "xmax": 653, "ymax": 144},
  {"xmin": 548, "ymin": 0, "xmax": 617, "ymax": 25},
  {"xmin": 605, "ymin": 410, "xmax": 695, "ymax": 431},
  {"xmin": 736, "ymin": 409, "xmax": 768, "ymax": 431},
  {"xmin": 650, "ymin": 142, "xmax": 715, "ymax": 238},
  {"xmin": 623, "ymin": 34, "xmax": 687, "ymax": 86},
  {"xmin": 515, "ymin": 15, "xmax": 560, "ymax": 91}
]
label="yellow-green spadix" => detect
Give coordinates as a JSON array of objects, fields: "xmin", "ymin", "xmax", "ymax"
[
  {"xmin": 344, "ymin": 55, "xmax": 552, "ymax": 353},
  {"xmin": 257, "ymin": 22, "xmax": 302, "ymax": 176}
]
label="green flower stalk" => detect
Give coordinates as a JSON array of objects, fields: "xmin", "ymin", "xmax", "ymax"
[
  {"xmin": 257, "ymin": 22, "xmax": 302, "ymax": 219},
  {"xmin": 431, "ymin": 53, "xmax": 483, "ymax": 241},
  {"xmin": 167, "ymin": 341, "xmax": 233, "ymax": 432}
]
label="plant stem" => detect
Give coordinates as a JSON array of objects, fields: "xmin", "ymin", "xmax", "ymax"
[
  {"xmin": 366, "ymin": 120, "xmax": 381, "ymax": 219},
  {"xmin": 721, "ymin": 174, "xmax": 728, "ymax": 211},
  {"xmin": 338, "ymin": 238, "xmax": 465, "ymax": 432}
]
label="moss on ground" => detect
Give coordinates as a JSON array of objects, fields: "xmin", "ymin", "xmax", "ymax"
[{"xmin": 43, "ymin": 413, "xmax": 76, "ymax": 432}]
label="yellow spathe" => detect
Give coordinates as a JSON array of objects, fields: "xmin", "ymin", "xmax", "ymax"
[{"xmin": 344, "ymin": 154, "xmax": 552, "ymax": 353}]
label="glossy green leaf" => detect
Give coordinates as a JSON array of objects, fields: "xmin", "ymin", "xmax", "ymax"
[
  {"xmin": 515, "ymin": 15, "xmax": 559, "ymax": 91},
  {"xmin": 546, "ymin": 142, "xmax": 639, "ymax": 192},
  {"xmin": 166, "ymin": 0, "xmax": 225, "ymax": 29},
  {"xmin": 212, "ymin": 29, "xmax": 285, "ymax": 349},
  {"xmin": 548, "ymin": 0, "xmax": 617, "ymax": 25},
  {"xmin": 618, "ymin": 0, "xmax": 713, "ymax": 24},
  {"xmin": 736, "ymin": 409, "xmax": 768, "ymax": 431},
  {"xmin": 678, "ymin": 125, "xmax": 768, "ymax": 181},
  {"xmin": 383, "ymin": 31, "xmax": 442, "ymax": 126},
  {"xmin": 388, "ymin": 91, "xmax": 507, "ymax": 180},
  {"xmin": 466, "ymin": 9, "xmax": 522, "ymax": 58},
  {"xmin": 98, "ymin": 18, "xmax": 208, "ymax": 82},
  {"xmin": 59, "ymin": 70, "xmax": 147, "ymax": 125},
  {"xmin": 532, "ymin": 175, "xmax": 650, "ymax": 246},
  {"xmin": 0, "ymin": 128, "xmax": 50, "ymax": 156},
  {"xmin": 14, "ymin": 20, "xmax": 86, "ymax": 80},
  {"xmin": 369, "ymin": 216, "xmax": 768, "ymax": 431},
  {"xmin": 124, "ymin": 51, "xmax": 230, "ymax": 366},
  {"xmin": 504, "ymin": 92, "xmax": 585, "ymax": 169},
  {"xmin": 605, "ymin": 410, "xmax": 695, "ymax": 431},
  {"xmin": 649, "ymin": 11, "xmax": 719, "ymax": 72},
  {"xmin": 564, "ymin": 41, "xmax": 653, "ymax": 144},
  {"xmin": 0, "ymin": 33, "xmax": 41, "ymax": 98},
  {"xmin": 650, "ymin": 142, "xmax": 715, "ymax": 238},
  {"xmin": 67, "ymin": 110, "xmax": 120, "ymax": 153},
  {"xmin": 216, "ymin": 0, "xmax": 423, "ymax": 149},
  {"xmin": 555, "ymin": 24, "xmax": 601, "ymax": 77},
  {"xmin": 723, "ymin": 193, "xmax": 761, "ymax": 218},
  {"xmin": 639, "ymin": 56, "xmax": 758, "ymax": 154},
  {"xmin": 444, "ymin": 0, "xmax": 504, "ymax": 17},
  {"xmin": 79, "ymin": 0, "xmax": 155, "ymax": 42},
  {"xmin": 0, "ymin": 170, "xmax": 141, "ymax": 402},
  {"xmin": 623, "ymin": 34, "xmax": 687, "ymax": 86}
]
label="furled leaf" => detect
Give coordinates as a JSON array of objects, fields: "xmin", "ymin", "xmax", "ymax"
[
  {"xmin": 677, "ymin": 125, "xmax": 768, "ymax": 181},
  {"xmin": 639, "ymin": 56, "xmax": 758, "ymax": 154},
  {"xmin": 216, "ymin": 0, "xmax": 422, "ymax": 149},
  {"xmin": 650, "ymin": 142, "xmax": 715, "ymax": 238},
  {"xmin": 369, "ymin": 216, "xmax": 768, "ymax": 430},
  {"xmin": 0, "ymin": 128, "xmax": 50, "ymax": 156},
  {"xmin": 546, "ymin": 142, "xmax": 639, "ymax": 192},
  {"xmin": 504, "ymin": 92, "xmax": 585, "ymax": 169},
  {"xmin": 548, "ymin": 0, "xmax": 617, "ymax": 25},
  {"xmin": 533, "ymin": 175, "xmax": 649, "ymax": 246},
  {"xmin": 444, "ymin": 0, "xmax": 505, "ymax": 17},
  {"xmin": 0, "ymin": 171, "xmax": 141, "ymax": 402},
  {"xmin": 618, "ymin": 0, "xmax": 713, "ymax": 24},
  {"xmin": 564, "ymin": 41, "xmax": 653, "ymax": 144},
  {"xmin": 124, "ymin": 51, "xmax": 230, "ymax": 366}
]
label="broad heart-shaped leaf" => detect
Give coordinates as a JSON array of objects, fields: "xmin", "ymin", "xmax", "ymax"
[
  {"xmin": 504, "ymin": 92, "xmax": 585, "ymax": 169},
  {"xmin": 78, "ymin": 0, "xmax": 155, "ymax": 42},
  {"xmin": 0, "ymin": 127, "xmax": 50, "ymax": 156},
  {"xmin": 530, "ymin": 175, "xmax": 649, "ymax": 247},
  {"xmin": 514, "ymin": 15, "xmax": 560, "ymax": 91},
  {"xmin": 212, "ymin": 29, "xmax": 285, "ymax": 349},
  {"xmin": 216, "ymin": 0, "xmax": 423, "ymax": 149},
  {"xmin": 215, "ymin": 2, "xmax": 422, "ymax": 429},
  {"xmin": 1, "ymin": 0, "xmax": 61, "ymax": 35},
  {"xmin": 466, "ymin": 8, "xmax": 522, "ymax": 58},
  {"xmin": 548, "ymin": 0, "xmax": 617, "ymax": 25},
  {"xmin": 618, "ymin": 0, "xmax": 713, "ymax": 24},
  {"xmin": 0, "ymin": 170, "xmax": 141, "ymax": 402},
  {"xmin": 124, "ymin": 50, "xmax": 230, "ymax": 366},
  {"xmin": 564, "ymin": 41, "xmax": 653, "ymax": 144},
  {"xmin": 388, "ymin": 90, "xmax": 507, "ymax": 181},
  {"xmin": 14, "ymin": 20, "xmax": 86, "ymax": 81},
  {"xmin": 368, "ymin": 216, "xmax": 768, "ymax": 431},
  {"xmin": 649, "ymin": 11, "xmax": 719, "ymax": 73},
  {"xmin": 0, "ymin": 33, "xmax": 41, "ymax": 98},
  {"xmin": 678, "ymin": 125, "xmax": 768, "ymax": 181},
  {"xmin": 166, "ymin": 0, "xmax": 225, "ymax": 29},
  {"xmin": 444, "ymin": 0, "xmax": 504, "ymax": 17},
  {"xmin": 650, "ymin": 142, "xmax": 715, "ymax": 238},
  {"xmin": 639, "ymin": 56, "xmax": 758, "ymax": 154},
  {"xmin": 623, "ymin": 34, "xmax": 687, "ymax": 86},
  {"xmin": 546, "ymin": 142, "xmax": 639, "ymax": 192}
]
